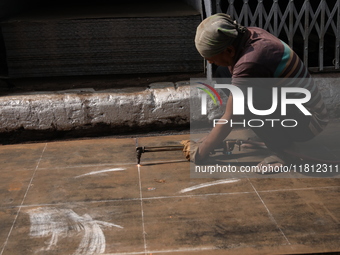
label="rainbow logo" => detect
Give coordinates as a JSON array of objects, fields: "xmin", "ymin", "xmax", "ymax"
[{"xmin": 197, "ymin": 82, "xmax": 223, "ymax": 106}]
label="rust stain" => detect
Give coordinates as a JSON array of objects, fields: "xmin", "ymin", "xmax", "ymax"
[{"xmin": 8, "ymin": 182, "xmax": 23, "ymax": 191}]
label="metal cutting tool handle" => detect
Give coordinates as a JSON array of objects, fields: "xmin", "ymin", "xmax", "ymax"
[{"xmin": 136, "ymin": 145, "xmax": 183, "ymax": 164}]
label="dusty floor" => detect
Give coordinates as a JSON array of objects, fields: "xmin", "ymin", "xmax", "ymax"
[{"xmin": 0, "ymin": 122, "xmax": 339, "ymax": 255}]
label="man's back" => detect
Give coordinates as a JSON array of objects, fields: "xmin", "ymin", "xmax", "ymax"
[{"xmin": 232, "ymin": 27, "xmax": 308, "ymax": 79}]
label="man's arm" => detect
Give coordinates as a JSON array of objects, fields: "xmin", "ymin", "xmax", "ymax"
[{"xmin": 196, "ymin": 94, "xmax": 234, "ymax": 160}]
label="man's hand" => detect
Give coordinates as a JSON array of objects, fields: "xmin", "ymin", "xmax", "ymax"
[
  {"xmin": 181, "ymin": 137, "xmax": 227, "ymax": 163},
  {"xmin": 195, "ymin": 94, "xmax": 234, "ymax": 158},
  {"xmin": 180, "ymin": 140, "xmax": 200, "ymax": 162}
]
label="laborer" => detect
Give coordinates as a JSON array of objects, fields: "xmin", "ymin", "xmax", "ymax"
[{"xmin": 187, "ymin": 13, "xmax": 328, "ymax": 168}]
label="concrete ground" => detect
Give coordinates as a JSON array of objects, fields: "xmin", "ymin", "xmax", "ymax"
[{"xmin": 0, "ymin": 122, "xmax": 339, "ymax": 255}]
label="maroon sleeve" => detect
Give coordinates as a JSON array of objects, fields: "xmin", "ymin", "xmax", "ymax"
[{"xmin": 234, "ymin": 62, "xmax": 272, "ymax": 77}]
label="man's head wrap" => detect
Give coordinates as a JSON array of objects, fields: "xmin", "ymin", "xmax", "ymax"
[{"xmin": 195, "ymin": 13, "xmax": 246, "ymax": 59}]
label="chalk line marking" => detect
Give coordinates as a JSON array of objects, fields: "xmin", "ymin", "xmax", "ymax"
[
  {"xmin": 27, "ymin": 207, "xmax": 123, "ymax": 255},
  {"xmin": 75, "ymin": 168, "xmax": 126, "ymax": 178},
  {"xmin": 0, "ymin": 143, "xmax": 47, "ymax": 255},
  {"xmin": 248, "ymin": 180, "xmax": 292, "ymax": 246},
  {"xmin": 8, "ymin": 186, "xmax": 340, "ymax": 210},
  {"xmin": 235, "ymin": 157, "xmax": 291, "ymax": 246},
  {"xmin": 179, "ymin": 178, "xmax": 240, "ymax": 194},
  {"xmin": 38, "ymin": 159, "xmax": 185, "ymax": 172},
  {"xmin": 38, "ymin": 162, "xmax": 135, "ymax": 171},
  {"xmin": 102, "ymin": 246, "xmax": 216, "ymax": 254},
  {"xmin": 137, "ymin": 164, "xmax": 148, "ymax": 255},
  {"xmin": 139, "ymin": 159, "xmax": 188, "ymax": 165}
]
